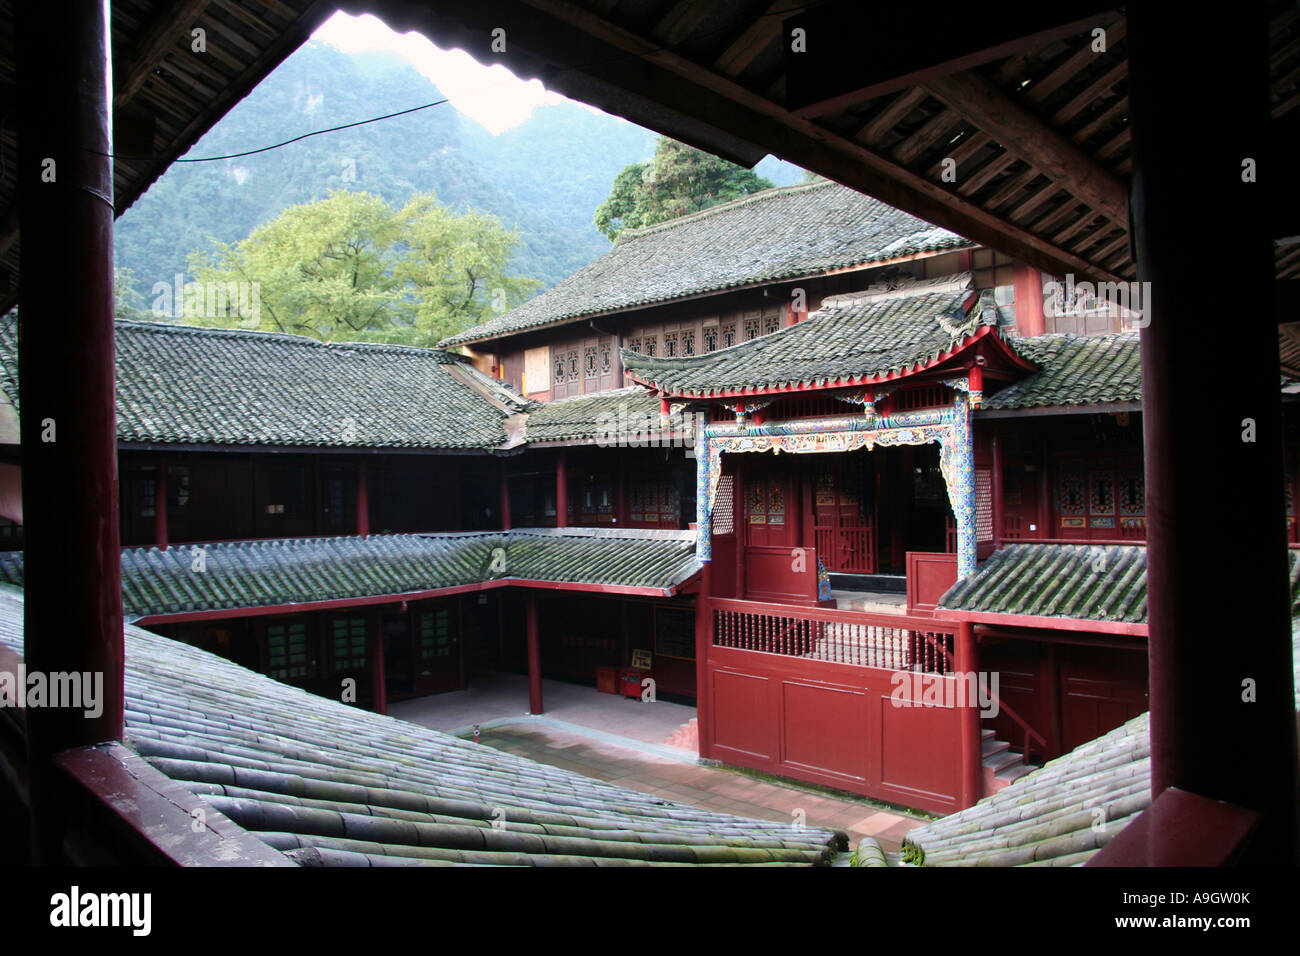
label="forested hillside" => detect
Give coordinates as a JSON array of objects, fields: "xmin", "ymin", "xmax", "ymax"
[{"xmin": 115, "ymin": 41, "xmax": 803, "ymax": 307}]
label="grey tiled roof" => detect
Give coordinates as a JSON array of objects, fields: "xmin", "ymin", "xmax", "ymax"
[
  {"xmin": 623, "ymin": 280, "xmax": 997, "ymax": 397},
  {"xmin": 440, "ymin": 181, "xmax": 973, "ymax": 347},
  {"xmin": 0, "ymin": 319, "xmax": 529, "ymax": 450},
  {"xmin": 939, "ymin": 544, "xmax": 1300, "ymax": 625},
  {"xmin": 852, "ymin": 614, "xmax": 1300, "ymax": 868},
  {"xmin": 0, "ymin": 529, "xmax": 703, "ymax": 619},
  {"xmin": 984, "ymin": 332, "xmax": 1141, "ymax": 410},
  {"xmin": 938, "ymin": 543, "xmax": 1149, "ymax": 625},
  {"xmin": 523, "ymin": 388, "xmax": 668, "ymax": 444},
  {"xmin": 0, "ymin": 586, "xmax": 840, "ymax": 866},
  {"xmin": 903, "ymin": 713, "xmax": 1153, "ymax": 866}
]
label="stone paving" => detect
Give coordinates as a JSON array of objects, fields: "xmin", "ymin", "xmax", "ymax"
[{"xmin": 392, "ymin": 672, "xmax": 929, "ymax": 853}]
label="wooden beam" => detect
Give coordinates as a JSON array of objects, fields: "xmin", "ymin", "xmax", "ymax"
[
  {"xmin": 452, "ymin": 0, "xmax": 1122, "ymax": 281},
  {"xmin": 713, "ymin": 0, "xmax": 787, "ymax": 77},
  {"xmin": 924, "ymin": 70, "xmax": 1129, "ymax": 225},
  {"xmin": 853, "ymin": 87, "xmax": 929, "ymax": 148},
  {"xmin": 652, "ymin": 0, "xmax": 717, "ymax": 48},
  {"xmin": 785, "ymin": 1, "xmax": 1119, "ymax": 117},
  {"xmin": 115, "ymin": 0, "xmax": 210, "ymax": 108}
]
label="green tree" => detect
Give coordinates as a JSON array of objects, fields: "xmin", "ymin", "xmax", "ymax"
[
  {"xmin": 594, "ymin": 137, "xmax": 774, "ymax": 241},
  {"xmin": 188, "ymin": 189, "xmax": 537, "ymax": 345},
  {"xmin": 114, "ymin": 267, "xmax": 149, "ymax": 320}
]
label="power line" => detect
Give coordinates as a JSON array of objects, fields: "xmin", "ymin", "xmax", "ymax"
[{"xmin": 104, "ymin": 96, "xmax": 450, "ymax": 163}]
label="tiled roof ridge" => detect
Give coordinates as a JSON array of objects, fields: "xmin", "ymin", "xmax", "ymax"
[
  {"xmin": 621, "ymin": 283, "xmax": 988, "ymax": 377},
  {"xmin": 615, "ymin": 179, "xmax": 839, "ymax": 243},
  {"xmin": 817, "ymin": 270, "xmax": 975, "ymax": 311},
  {"xmin": 114, "ymin": 318, "xmax": 464, "ymax": 361},
  {"xmin": 541, "ymin": 385, "xmax": 652, "ymax": 406}
]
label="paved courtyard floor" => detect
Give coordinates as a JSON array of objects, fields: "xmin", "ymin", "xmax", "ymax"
[{"xmin": 391, "ymin": 671, "xmax": 929, "ymax": 853}]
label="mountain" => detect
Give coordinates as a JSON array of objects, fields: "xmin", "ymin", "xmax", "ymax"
[{"xmin": 114, "ymin": 41, "xmax": 804, "ymax": 307}]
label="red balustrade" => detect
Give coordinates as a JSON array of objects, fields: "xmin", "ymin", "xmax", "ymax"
[{"xmin": 711, "ymin": 598, "xmax": 954, "ymax": 673}]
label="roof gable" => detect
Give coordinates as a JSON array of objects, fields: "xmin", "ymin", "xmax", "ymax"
[{"xmin": 621, "ymin": 276, "xmax": 1010, "ymax": 397}]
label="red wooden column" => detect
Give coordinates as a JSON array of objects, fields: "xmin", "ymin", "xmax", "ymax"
[
  {"xmin": 369, "ymin": 610, "xmax": 387, "ymax": 716},
  {"xmin": 955, "ymin": 622, "xmax": 982, "ymax": 808},
  {"xmin": 1012, "ymin": 261, "xmax": 1045, "ymax": 337},
  {"xmin": 499, "ymin": 459, "xmax": 512, "ymax": 531},
  {"xmin": 526, "ymin": 593, "xmax": 542, "ymax": 714},
  {"xmin": 1124, "ymin": 5, "xmax": 1297, "ymax": 863},
  {"xmin": 17, "ymin": 0, "xmax": 123, "ymax": 862},
  {"xmin": 555, "ymin": 453, "xmax": 568, "ymax": 528},
  {"xmin": 693, "ymin": 565, "xmax": 713, "ymax": 758},
  {"xmin": 356, "ymin": 460, "xmax": 370, "ymax": 538},
  {"xmin": 155, "ymin": 460, "xmax": 169, "ymax": 550}
]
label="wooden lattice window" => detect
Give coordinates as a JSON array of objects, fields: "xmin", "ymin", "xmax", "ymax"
[
  {"xmin": 747, "ymin": 478, "xmax": 785, "ymax": 525},
  {"xmin": 331, "ymin": 616, "xmax": 368, "ymax": 671},
  {"xmin": 975, "ymin": 468, "xmax": 993, "ymax": 542},
  {"xmin": 267, "ymin": 621, "xmax": 310, "ymax": 681},
  {"xmin": 722, "ymin": 323, "xmax": 737, "ymax": 348},
  {"xmin": 681, "ymin": 329, "xmax": 695, "ymax": 356},
  {"xmin": 664, "ymin": 331, "xmax": 678, "ymax": 357},
  {"xmin": 644, "ymin": 335, "xmax": 658, "ymax": 357},
  {"xmin": 600, "ymin": 343, "xmax": 612, "ymax": 375},
  {"xmin": 713, "ymin": 475, "xmax": 734, "ymax": 534},
  {"xmin": 744, "ymin": 317, "xmax": 760, "ymax": 341},
  {"xmin": 417, "ymin": 609, "xmax": 453, "ymax": 662},
  {"xmin": 584, "ymin": 345, "xmax": 598, "ymax": 379},
  {"xmin": 553, "ymin": 353, "xmax": 566, "ymax": 384},
  {"xmin": 764, "ymin": 312, "xmax": 780, "ymax": 335},
  {"xmin": 567, "ymin": 348, "xmax": 579, "ymax": 381},
  {"xmin": 703, "ymin": 326, "xmax": 718, "ymax": 352},
  {"xmin": 627, "ymin": 336, "xmax": 641, "ymax": 353}
]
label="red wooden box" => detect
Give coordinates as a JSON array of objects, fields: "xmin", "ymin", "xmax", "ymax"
[{"xmin": 620, "ymin": 669, "xmax": 649, "ymax": 699}]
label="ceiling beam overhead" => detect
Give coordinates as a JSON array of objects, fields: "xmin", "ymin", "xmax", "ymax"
[
  {"xmin": 115, "ymin": 0, "xmax": 212, "ymax": 108},
  {"xmin": 784, "ymin": 0, "xmax": 1120, "ymax": 117},
  {"xmin": 924, "ymin": 69, "xmax": 1129, "ymax": 227},
  {"xmin": 712, "ymin": 0, "xmax": 788, "ymax": 78},
  {"xmin": 479, "ymin": 0, "xmax": 1127, "ymax": 282}
]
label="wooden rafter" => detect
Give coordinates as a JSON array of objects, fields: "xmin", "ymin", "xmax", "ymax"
[
  {"xmin": 713, "ymin": 0, "xmax": 789, "ymax": 77},
  {"xmin": 115, "ymin": 0, "xmax": 212, "ymax": 108},
  {"xmin": 924, "ymin": 70, "xmax": 1128, "ymax": 225},
  {"xmin": 480, "ymin": 0, "xmax": 1128, "ymax": 281}
]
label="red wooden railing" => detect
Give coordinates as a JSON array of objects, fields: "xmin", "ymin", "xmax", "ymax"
[
  {"xmin": 708, "ymin": 597, "xmax": 1048, "ymax": 763},
  {"xmin": 993, "ymin": 697, "xmax": 1049, "ymax": 765},
  {"xmin": 711, "ymin": 597, "xmax": 955, "ymax": 673}
]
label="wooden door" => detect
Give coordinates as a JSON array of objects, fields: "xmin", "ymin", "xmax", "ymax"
[
  {"xmin": 813, "ymin": 458, "xmax": 875, "ymax": 573},
  {"xmin": 412, "ymin": 606, "xmax": 461, "ymax": 695}
]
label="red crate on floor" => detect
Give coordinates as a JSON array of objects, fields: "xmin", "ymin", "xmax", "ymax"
[{"xmin": 620, "ymin": 669, "xmax": 650, "ymax": 699}]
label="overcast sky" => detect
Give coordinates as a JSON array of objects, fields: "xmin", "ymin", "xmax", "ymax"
[{"xmin": 312, "ymin": 10, "xmax": 608, "ymax": 134}]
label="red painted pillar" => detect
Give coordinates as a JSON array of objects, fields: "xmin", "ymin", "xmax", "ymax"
[
  {"xmin": 693, "ymin": 564, "xmax": 712, "ymax": 758},
  {"xmin": 499, "ymin": 459, "xmax": 511, "ymax": 531},
  {"xmin": 17, "ymin": 0, "xmax": 123, "ymax": 863},
  {"xmin": 555, "ymin": 453, "xmax": 568, "ymax": 529},
  {"xmin": 955, "ymin": 622, "xmax": 982, "ymax": 808},
  {"xmin": 1012, "ymin": 261, "xmax": 1045, "ymax": 337},
  {"xmin": 356, "ymin": 460, "xmax": 370, "ymax": 538},
  {"xmin": 369, "ymin": 612, "xmax": 387, "ymax": 716},
  {"xmin": 1127, "ymin": 5, "xmax": 1297, "ymax": 863},
  {"xmin": 155, "ymin": 460, "xmax": 169, "ymax": 550},
  {"xmin": 526, "ymin": 593, "xmax": 542, "ymax": 714}
]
